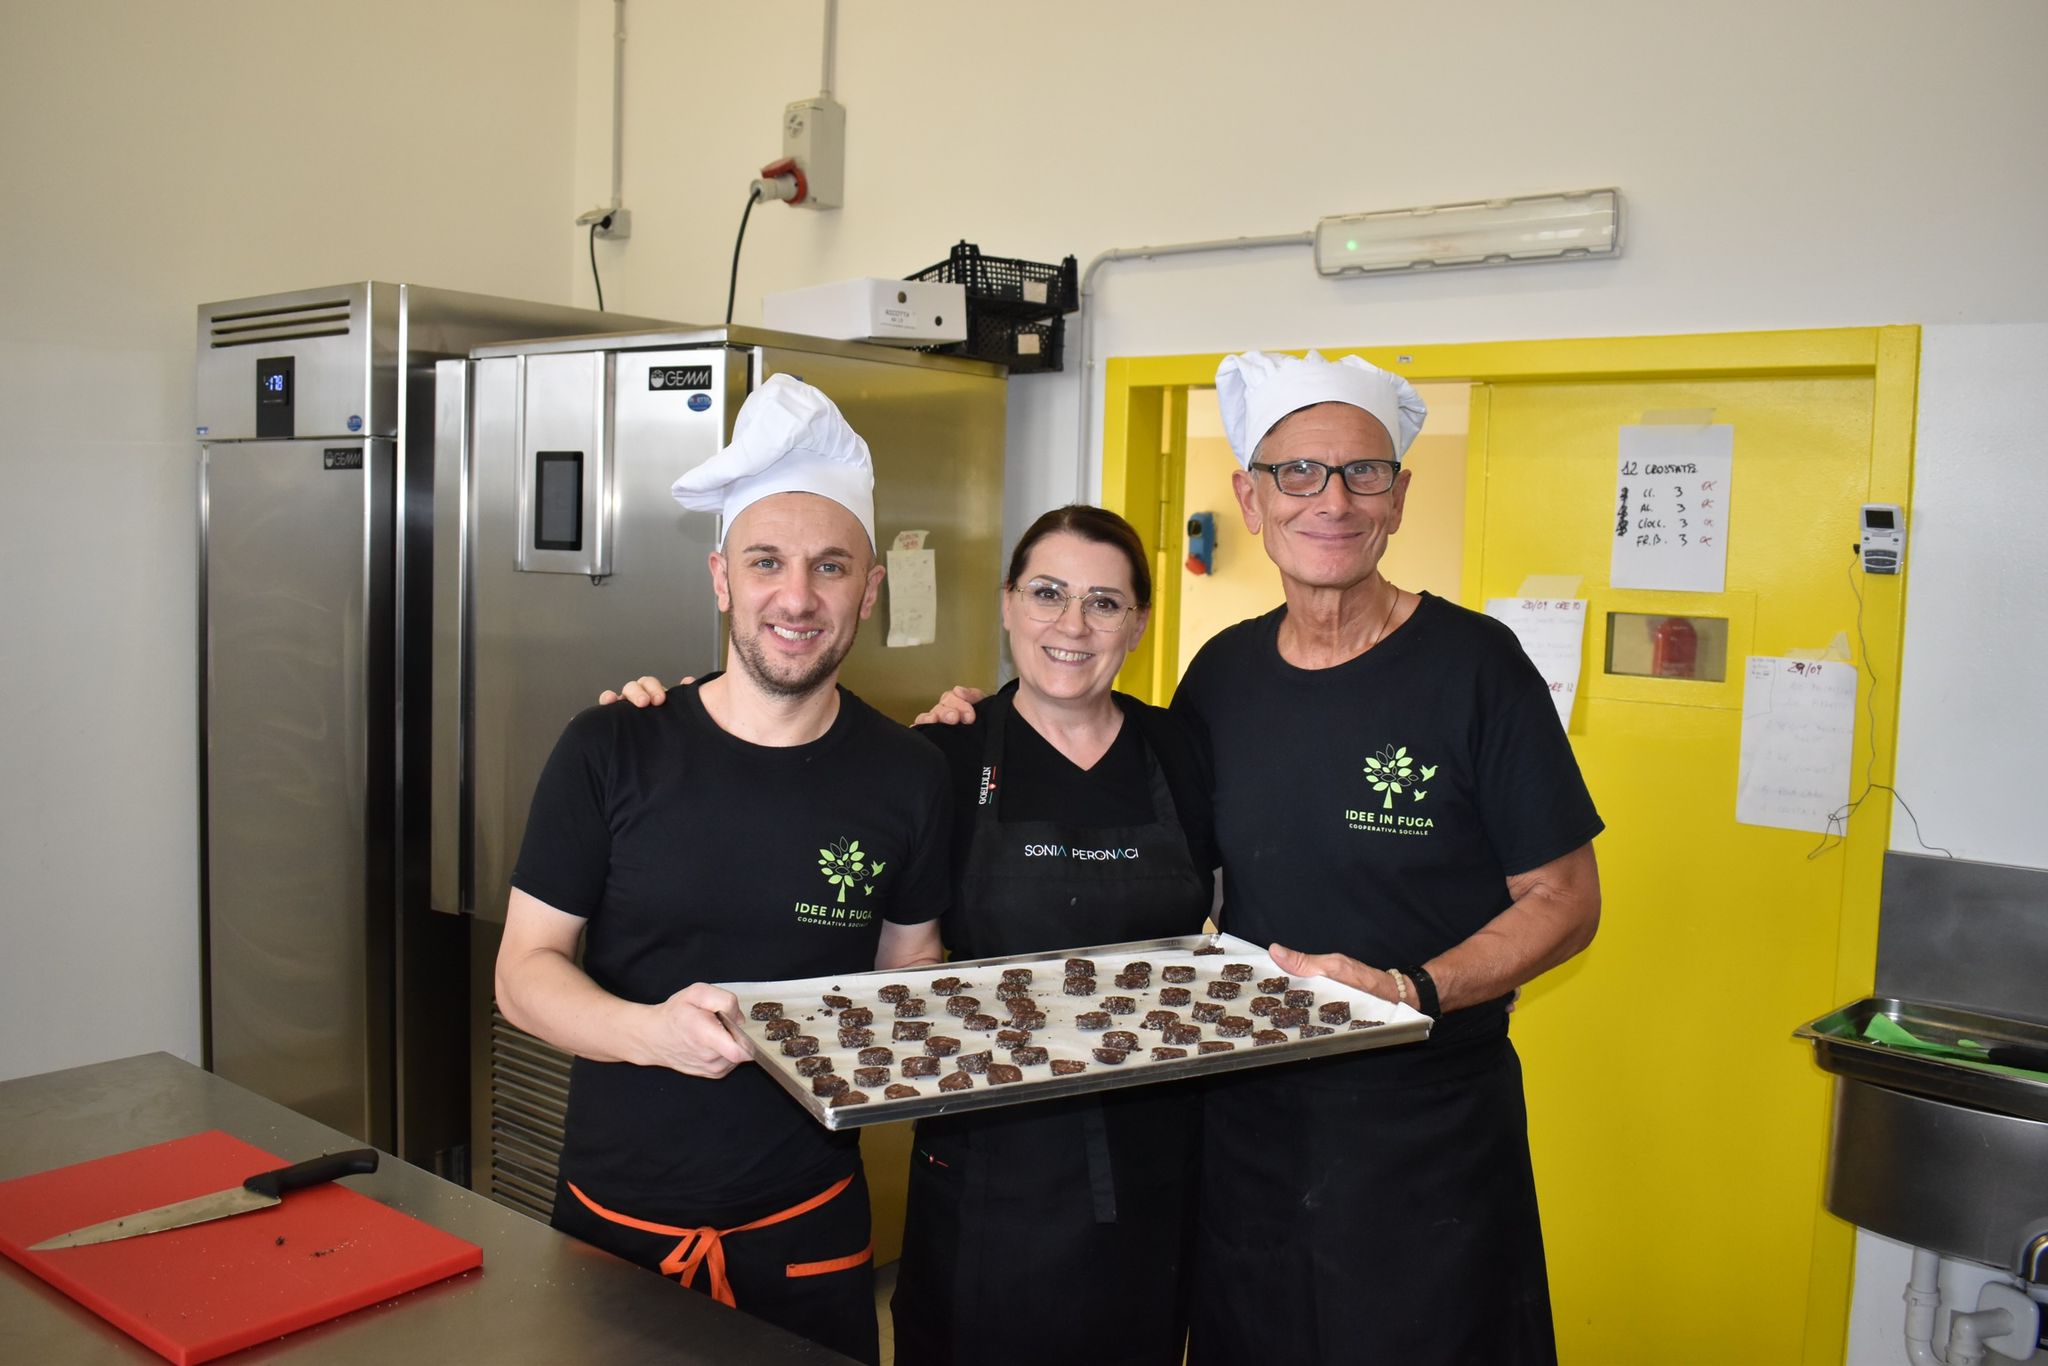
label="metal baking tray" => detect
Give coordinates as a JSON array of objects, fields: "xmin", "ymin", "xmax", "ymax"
[
  {"xmin": 1795, "ymin": 996, "xmax": 2048, "ymax": 1123},
  {"xmin": 719, "ymin": 932, "xmax": 1432, "ymax": 1130}
]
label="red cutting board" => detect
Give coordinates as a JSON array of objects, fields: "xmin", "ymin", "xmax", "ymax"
[{"xmin": 0, "ymin": 1130, "xmax": 482, "ymax": 1364}]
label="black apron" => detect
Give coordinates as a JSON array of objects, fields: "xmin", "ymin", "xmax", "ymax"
[
  {"xmin": 890, "ymin": 695, "xmax": 1212, "ymax": 1366},
  {"xmin": 1187, "ymin": 1034, "xmax": 1557, "ymax": 1365}
]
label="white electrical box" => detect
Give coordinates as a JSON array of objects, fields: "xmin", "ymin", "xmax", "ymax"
[
  {"xmin": 783, "ymin": 95, "xmax": 845, "ymax": 210},
  {"xmin": 763, "ymin": 278, "xmax": 967, "ymax": 347},
  {"xmin": 1859, "ymin": 503, "xmax": 1905, "ymax": 574}
]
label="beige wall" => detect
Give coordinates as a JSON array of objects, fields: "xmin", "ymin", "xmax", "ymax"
[{"xmin": 0, "ymin": 0, "xmax": 584, "ymax": 1082}]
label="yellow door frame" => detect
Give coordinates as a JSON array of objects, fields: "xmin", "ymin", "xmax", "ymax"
[{"xmin": 1098, "ymin": 324, "xmax": 1919, "ymax": 1365}]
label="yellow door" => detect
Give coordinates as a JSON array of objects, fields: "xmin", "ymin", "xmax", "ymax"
[
  {"xmin": 1100, "ymin": 327, "xmax": 1917, "ymax": 1366},
  {"xmin": 1473, "ymin": 362, "xmax": 1908, "ymax": 1364}
]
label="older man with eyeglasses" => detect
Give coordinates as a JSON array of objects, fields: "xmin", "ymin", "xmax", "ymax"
[{"xmin": 1167, "ymin": 350, "xmax": 1603, "ymax": 1365}]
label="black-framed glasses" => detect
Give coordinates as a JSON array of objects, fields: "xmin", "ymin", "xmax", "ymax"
[
  {"xmin": 1010, "ymin": 581, "xmax": 1137, "ymax": 632},
  {"xmin": 1251, "ymin": 458, "xmax": 1401, "ymax": 497}
]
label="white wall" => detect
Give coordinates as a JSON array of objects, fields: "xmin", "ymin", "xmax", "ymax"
[
  {"xmin": 1844, "ymin": 322, "xmax": 2048, "ymax": 1365},
  {"xmin": 0, "ymin": 0, "xmax": 585, "ymax": 1082}
]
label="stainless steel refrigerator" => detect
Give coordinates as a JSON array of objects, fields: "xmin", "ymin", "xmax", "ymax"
[
  {"xmin": 194, "ymin": 283, "xmax": 672, "ymax": 1175},
  {"xmin": 433, "ymin": 327, "xmax": 1007, "ymax": 1217}
]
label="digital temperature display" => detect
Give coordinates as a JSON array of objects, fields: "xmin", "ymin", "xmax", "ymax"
[{"xmin": 255, "ymin": 356, "xmax": 295, "ymax": 438}]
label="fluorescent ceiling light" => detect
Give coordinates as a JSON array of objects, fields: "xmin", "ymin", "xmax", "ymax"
[{"xmin": 1315, "ymin": 188, "xmax": 1621, "ymax": 277}]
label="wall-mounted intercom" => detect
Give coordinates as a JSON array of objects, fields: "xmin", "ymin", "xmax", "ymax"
[{"xmin": 1859, "ymin": 504, "xmax": 1905, "ymax": 575}]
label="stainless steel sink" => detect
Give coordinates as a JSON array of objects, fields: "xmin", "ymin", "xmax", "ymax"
[{"xmin": 1799, "ymin": 996, "xmax": 2048, "ymax": 1279}]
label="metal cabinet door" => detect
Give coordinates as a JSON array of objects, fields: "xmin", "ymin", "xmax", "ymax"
[{"xmin": 202, "ymin": 438, "xmax": 394, "ymax": 1146}]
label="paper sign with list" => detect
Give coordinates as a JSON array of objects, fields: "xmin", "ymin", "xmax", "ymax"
[
  {"xmin": 1484, "ymin": 598, "xmax": 1587, "ymax": 730},
  {"xmin": 1610, "ymin": 425, "xmax": 1733, "ymax": 592},
  {"xmin": 1736, "ymin": 656, "xmax": 1858, "ymax": 833}
]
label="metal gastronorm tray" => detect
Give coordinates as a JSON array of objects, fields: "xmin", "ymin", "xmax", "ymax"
[
  {"xmin": 1795, "ymin": 995, "xmax": 2048, "ymax": 1123},
  {"xmin": 720, "ymin": 932, "xmax": 1432, "ymax": 1130}
]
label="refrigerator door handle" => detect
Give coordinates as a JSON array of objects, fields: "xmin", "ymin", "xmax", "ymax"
[{"xmin": 429, "ymin": 359, "xmax": 470, "ymax": 917}]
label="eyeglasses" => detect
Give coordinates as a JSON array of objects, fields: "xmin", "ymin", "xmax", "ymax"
[
  {"xmin": 1010, "ymin": 582, "xmax": 1137, "ymax": 631},
  {"xmin": 1250, "ymin": 458, "xmax": 1401, "ymax": 497}
]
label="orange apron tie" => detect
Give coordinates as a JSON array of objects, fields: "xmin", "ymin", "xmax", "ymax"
[{"xmin": 568, "ymin": 1173, "xmax": 867, "ymax": 1308}]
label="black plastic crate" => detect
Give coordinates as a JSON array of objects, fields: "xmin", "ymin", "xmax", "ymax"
[
  {"xmin": 906, "ymin": 241, "xmax": 1078, "ymax": 318},
  {"xmin": 924, "ymin": 309, "xmax": 1066, "ymax": 374}
]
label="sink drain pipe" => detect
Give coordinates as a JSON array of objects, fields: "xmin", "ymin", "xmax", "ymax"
[{"xmin": 1905, "ymin": 1248, "xmax": 2036, "ymax": 1366}]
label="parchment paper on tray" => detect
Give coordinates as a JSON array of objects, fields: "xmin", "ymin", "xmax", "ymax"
[{"xmin": 718, "ymin": 932, "xmax": 1432, "ymax": 1130}]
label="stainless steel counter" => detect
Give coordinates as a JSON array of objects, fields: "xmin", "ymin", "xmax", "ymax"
[{"xmin": 0, "ymin": 1053, "xmax": 851, "ymax": 1364}]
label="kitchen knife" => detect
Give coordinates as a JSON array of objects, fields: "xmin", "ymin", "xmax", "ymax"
[{"xmin": 29, "ymin": 1148, "xmax": 379, "ymax": 1251}]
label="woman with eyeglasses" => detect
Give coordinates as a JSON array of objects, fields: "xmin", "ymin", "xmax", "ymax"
[
  {"xmin": 884, "ymin": 503, "xmax": 1215, "ymax": 1366},
  {"xmin": 601, "ymin": 504, "xmax": 1215, "ymax": 1364}
]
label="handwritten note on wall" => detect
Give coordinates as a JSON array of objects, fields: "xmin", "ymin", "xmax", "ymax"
[
  {"xmin": 1484, "ymin": 598, "xmax": 1588, "ymax": 730},
  {"xmin": 886, "ymin": 529, "xmax": 937, "ymax": 648},
  {"xmin": 1610, "ymin": 425, "xmax": 1734, "ymax": 593},
  {"xmin": 1736, "ymin": 657, "xmax": 1858, "ymax": 833}
]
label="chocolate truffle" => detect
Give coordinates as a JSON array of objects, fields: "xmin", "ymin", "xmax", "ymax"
[
  {"xmin": 1103, "ymin": 1030, "xmax": 1140, "ymax": 1051},
  {"xmin": 901, "ymin": 1055, "xmax": 940, "ymax": 1077},
  {"xmin": 1002, "ymin": 968, "xmax": 1033, "ymax": 985},
  {"xmin": 1151, "ymin": 1047, "xmax": 1188, "ymax": 1061},
  {"xmin": 1253, "ymin": 1029, "xmax": 1289, "ymax": 1047},
  {"xmin": 1270, "ymin": 1007, "xmax": 1310, "ymax": 1029},
  {"xmin": 1011, "ymin": 1045, "xmax": 1049, "ymax": 1066},
  {"xmin": 1063, "ymin": 977, "xmax": 1097, "ymax": 996},
  {"xmin": 1102, "ymin": 996, "xmax": 1137, "ymax": 1015},
  {"xmin": 930, "ymin": 976, "xmax": 965, "ymax": 996},
  {"xmin": 1141, "ymin": 1010, "xmax": 1178, "ymax": 1031},
  {"xmin": 1113, "ymin": 970, "xmax": 1150, "ymax": 990},
  {"xmin": 1216, "ymin": 1016, "xmax": 1252, "ymax": 1038},
  {"xmin": 884, "ymin": 1083, "xmax": 921, "ymax": 1100},
  {"xmin": 1198, "ymin": 1041, "xmax": 1236, "ymax": 1054},
  {"xmin": 1299, "ymin": 1024, "xmax": 1335, "ymax": 1038},
  {"xmin": 1221, "ymin": 963, "xmax": 1255, "ymax": 983},
  {"xmin": 1192, "ymin": 943, "xmax": 1225, "ymax": 956},
  {"xmin": 1258, "ymin": 976, "xmax": 1289, "ymax": 994},
  {"xmin": 1191, "ymin": 1001, "xmax": 1225, "ymax": 1024},
  {"xmin": 858, "ymin": 1046, "xmax": 893, "ymax": 1066},
  {"xmin": 855, "ymin": 1067, "xmax": 891, "ymax": 1087},
  {"xmin": 1319, "ymin": 1002, "xmax": 1352, "ymax": 1025},
  {"xmin": 938, "ymin": 1071, "xmax": 973, "ymax": 1091},
  {"xmin": 830, "ymin": 1090, "xmax": 869, "ymax": 1107},
  {"xmin": 893, "ymin": 1021, "xmax": 931, "ymax": 1042},
  {"xmin": 996, "ymin": 981, "xmax": 1032, "ymax": 1001},
  {"xmin": 877, "ymin": 984, "xmax": 911, "ymax": 1004},
  {"xmin": 1206, "ymin": 981, "xmax": 1241, "ymax": 1000},
  {"xmin": 1076, "ymin": 1011, "xmax": 1111, "ymax": 1031},
  {"xmin": 1051, "ymin": 1058, "xmax": 1088, "ymax": 1076},
  {"xmin": 1162, "ymin": 964, "xmax": 1197, "ymax": 984},
  {"xmin": 1249, "ymin": 996, "xmax": 1281, "ymax": 1017},
  {"xmin": 1163, "ymin": 1022, "xmax": 1201, "ymax": 1046},
  {"xmin": 1159, "ymin": 987, "xmax": 1192, "ymax": 1007},
  {"xmin": 837, "ymin": 1027, "xmax": 874, "ymax": 1049},
  {"xmin": 1347, "ymin": 1018, "xmax": 1386, "ymax": 1030},
  {"xmin": 925, "ymin": 1035, "xmax": 961, "ymax": 1057},
  {"xmin": 750, "ymin": 1002, "xmax": 784, "ymax": 1021},
  {"xmin": 963, "ymin": 1013, "xmax": 999, "ymax": 1032},
  {"xmin": 822, "ymin": 994, "xmax": 852, "ymax": 1010},
  {"xmin": 839, "ymin": 1006, "xmax": 874, "ymax": 1028},
  {"xmin": 996, "ymin": 1028, "xmax": 1032, "ymax": 1049},
  {"xmin": 1064, "ymin": 958, "xmax": 1096, "ymax": 976},
  {"xmin": 1009, "ymin": 1009, "xmax": 1048, "ymax": 1031},
  {"xmin": 1091, "ymin": 1047, "xmax": 1129, "ymax": 1065},
  {"xmin": 782, "ymin": 1035, "xmax": 820, "ymax": 1057},
  {"xmin": 986, "ymin": 1063, "xmax": 1023, "ymax": 1085},
  {"xmin": 765, "ymin": 1019, "xmax": 799, "ymax": 1041},
  {"xmin": 812, "ymin": 1074, "xmax": 849, "ymax": 1097},
  {"xmin": 1284, "ymin": 990, "xmax": 1316, "ymax": 1009},
  {"xmin": 795, "ymin": 1056, "xmax": 834, "ymax": 1077},
  {"xmin": 957, "ymin": 1050, "xmax": 993, "ymax": 1074},
  {"xmin": 946, "ymin": 996, "xmax": 982, "ymax": 1017},
  {"xmin": 895, "ymin": 998, "xmax": 928, "ymax": 1018}
]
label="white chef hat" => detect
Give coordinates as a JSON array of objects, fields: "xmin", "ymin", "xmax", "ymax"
[
  {"xmin": 1214, "ymin": 350, "xmax": 1428, "ymax": 468},
  {"xmin": 671, "ymin": 373, "xmax": 875, "ymax": 549}
]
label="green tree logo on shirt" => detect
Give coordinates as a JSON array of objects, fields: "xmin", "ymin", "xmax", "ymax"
[
  {"xmin": 1364, "ymin": 744, "xmax": 1438, "ymax": 810},
  {"xmin": 818, "ymin": 837, "xmax": 887, "ymax": 904}
]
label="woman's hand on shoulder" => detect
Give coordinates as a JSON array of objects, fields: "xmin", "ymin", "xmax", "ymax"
[
  {"xmin": 913, "ymin": 685, "xmax": 987, "ymax": 726},
  {"xmin": 597, "ymin": 675, "xmax": 691, "ymax": 707}
]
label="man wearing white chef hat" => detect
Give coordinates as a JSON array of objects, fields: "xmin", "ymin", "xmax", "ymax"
[
  {"xmin": 913, "ymin": 348, "xmax": 1603, "ymax": 1362},
  {"xmin": 496, "ymin": 373, "xmax": 950, "ymax": 1365},
  {"xmin": 1175, "ymin": 350, "xmax": 1604, "ymax": 1365}
]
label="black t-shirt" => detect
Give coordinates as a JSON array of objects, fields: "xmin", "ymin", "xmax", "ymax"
[
  {"xmin": 916, "ymin": 683, "xmax": 1218, "ymax": 959},
  {"xmin": 1172, "ymin": 593, "xmax": 1603, "ymax": 1071},
  {"xmin": 511, "ymin": 676, "xmax": 951, "ymax": 1216}
]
